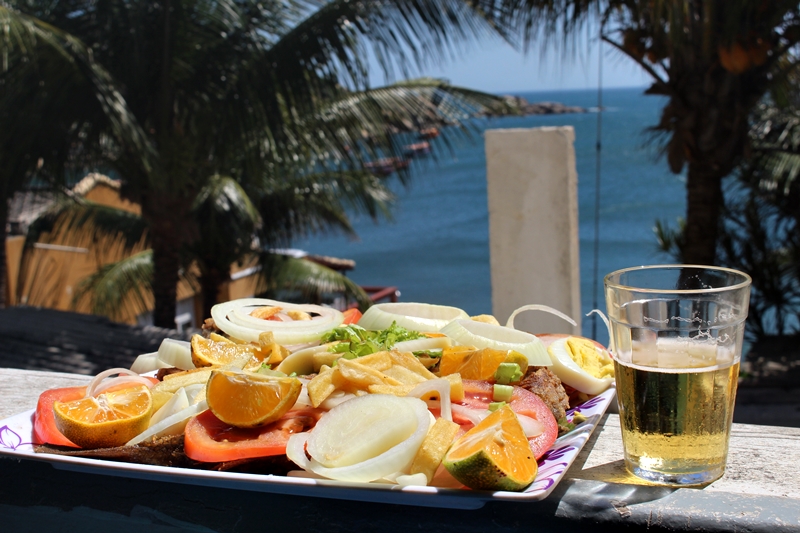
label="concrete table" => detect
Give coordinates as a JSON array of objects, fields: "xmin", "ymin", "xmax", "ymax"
[{"xmin": 1, "ymin": 368, "xmax": 798, "ymax": 532}]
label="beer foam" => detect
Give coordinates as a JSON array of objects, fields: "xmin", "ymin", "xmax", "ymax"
[{"xmin": 627, "ymin": 337, "xmax": 737, "ymax": 372}]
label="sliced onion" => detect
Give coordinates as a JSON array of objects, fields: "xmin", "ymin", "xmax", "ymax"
[
  {"xmin": 319, "ymin": 390, "xmax": 356, "ymax": 411},
  {"xmin": 451, "ymin": 403, "xmax": 490, "ymax": 426},
  {"xmin": 587, "ymin": 309, "xmax": 614, "ymax": 354},
  {"xmin": 292, "ymin": 396, "xmax": 431, "ymax": 483},
  {"xmin": 276, "ymin": 342, "xmax": 336, "ymax": 376},
  {"xmin": 285, "ymin": 341, "xmax": 319, "ymax": 352},
  {"xmin": 407, "ymin": 379, "xmax": 452, "ymax": 422},
  {"xmin": 506, "ymin": 304, "xmax": 577, "ymax": 329},
  {"xmin": 130, "ymin": 352, "xmax": 171, "ymax": 374},
  {"xmin": 93, "ymin": 375, "xmax": 156, "ymax": 396},
  {"xmin": 86, "ymin": 368, "xmax": 152, "ymax": 398},
  {"xmin": 357, "ymin": 302, "xmax": 469, "ymax": 333},
  {"xmin": 126, "ymin": 400, "xmax": 208, "ymax": 446},
  {"xmin": 393, "ymin": 336, "xmax": 451, "ymax": 353},
  {"xmin": 157, "ymin": 339, "xmax": 193, "ymax": 370},
  {"xmin": 211, "ymin": 298, "xmax": 343, "ymax": 344},
  {"xmin": 293, "ymin": 378, "xmax": 313, "ymax": 408},
  {"xmin": 148, "ymin": 388, "xmax": 190, "ymax": 427},
  {"xmin": 285, "ymin": 432, "xmax": 311, "ymax": 470},
  {"xmin": 183, "ymin": 383, "xmax": 205, "ymax": 405},
  {"xmin": 517, "ymin": 413, "xmax": 545, "ymax": 438},
  {"xmin": 439, "ymin": 319, "xmax": 551, "ymax": 366},
  {"xmin": 395, "ymin": 473, "xmax": 429, "ymax": 486}
]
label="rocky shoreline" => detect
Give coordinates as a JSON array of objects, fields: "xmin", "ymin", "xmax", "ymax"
[{"xmin": 501, "ymin": 95, "xmax": 588, "ymax": 115}]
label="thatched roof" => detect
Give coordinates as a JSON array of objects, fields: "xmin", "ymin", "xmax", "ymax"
[{"xmin": 7, "ymin": 173, "xmax": 121, "ymax": 236}]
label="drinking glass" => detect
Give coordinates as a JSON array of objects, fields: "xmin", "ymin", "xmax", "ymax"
[{"xmin": 604, "ymin": 265, "xmax": 751, "ymax": 486}]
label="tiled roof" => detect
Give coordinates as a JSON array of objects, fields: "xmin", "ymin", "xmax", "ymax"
[{"xmin": 0, "ymin": 307, "xmax": 192, "ymax": 375}]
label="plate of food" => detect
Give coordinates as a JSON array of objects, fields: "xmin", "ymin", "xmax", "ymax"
[{"xmin": 0, "ymin": 299, "xmax": 617, "ymax": 510}]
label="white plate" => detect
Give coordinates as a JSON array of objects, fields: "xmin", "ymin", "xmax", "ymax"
[{"xmin": 0, "ymin": 387, "xmax": 616, "ymax": 510}]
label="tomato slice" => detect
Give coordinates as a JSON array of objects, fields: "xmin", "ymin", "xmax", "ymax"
[
  {"xmin": 33, "ymin": 386, "xmax": 86, "ymax": 448},
  {"xmin": 33, "ymin": 378, "xmax": 160, "ymax": 448},
  {"xmin": 184, "ymin": 408, "xmax": 325, "ymax": 463},
  {"xmin": 341, "ymin": 308, "xmax": 363, "ymax": 325},
  {"xmin": 457, "ymin": 380, "xmax": 559, "ymax": 460}
]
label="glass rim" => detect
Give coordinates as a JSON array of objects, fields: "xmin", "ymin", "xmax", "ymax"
[{"xmin": 604, "ymin": 264, "xmax": 752, "ymax": 294}]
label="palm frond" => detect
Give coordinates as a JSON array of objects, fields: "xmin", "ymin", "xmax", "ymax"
[
  {"xmin": 264, "ymin": 78, "xmax": 518, "ymax": 177},
  {"xmin": 256, "ymin": 253, "xmax": 373, "ymax": 311},
  {"xmin": 254, "ymin": 168, "xmax": 396, "ymax": 247},
  {"xmin": 190, "ymin": 175, "xmax": 261, "ymax": 267},
  {"xmin": 71, "ymin": 249, "xmax": 157, "ymax": 321},
  {"xmin": 653, "ymin": 217, "xmax": 685, "ymax": 261},
  {"xmin": 25, "ymin": 194, "xmax": 148, "ymax": 251},
  {"xmin": 0, "ymin": 5, "xmax": 153, "ymax": 178},
  {"xmin": 750, "ymin": 101, "xmax": 800, "ymax": 191},
  {"xmin": 267, "ymin": 0, "xmax": 498, "ymax": 89}
]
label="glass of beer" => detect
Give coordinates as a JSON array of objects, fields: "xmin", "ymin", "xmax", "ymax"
[{"xmin": 604, "ymin": 265, "xmax": 751, "ymax": 486}]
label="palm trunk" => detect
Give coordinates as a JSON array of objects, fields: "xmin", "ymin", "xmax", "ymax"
[
  {"xmin": 147, "ymin": 0, "xmax": 179, "ymax": 329},
  {"xmin": 150, "ymin": 236, "xmax": 179, "ymax": 328},
  {"xmin": 199, "ymin": 266, "xmax": 225, "ymax": 323},
  {"xmin": 683, "ymin": 162, "xmax": 724, "ymax": 265},
  {"xmin": 144, "ymin": 195, "xmax": 188, "ymax": 328}
]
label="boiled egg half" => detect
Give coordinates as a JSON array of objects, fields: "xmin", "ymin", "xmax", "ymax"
[{"xmin": 539, "ymin": 334, "xmax": 615, "ymax": 395}]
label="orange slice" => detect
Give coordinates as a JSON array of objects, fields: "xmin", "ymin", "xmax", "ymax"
[
  {"xmin": 206, "ymin": 369, "xmax": 301, "ymax": 428},
  {"xmin": 443, "ymin": 404, "xmax": 537, "ymax": 491},
  {"xmin": 53, "ymin": 384, "xmax": 153, "ymax": 449},
  {"xmin": 439, "ymin": 346, "xmax": 508, "ymax": 380},
  {"xmin": 191, "ymin": 334, "xmax": 256, "ymax": 368}
]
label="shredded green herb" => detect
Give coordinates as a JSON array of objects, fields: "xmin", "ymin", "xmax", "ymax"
[{"xmin": 320, "ymin": 322, "xmax": 424, "ymax": 360}]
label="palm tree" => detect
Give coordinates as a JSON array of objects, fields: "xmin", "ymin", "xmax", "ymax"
[
  {"xmin": 657, "ymin": 88, "xmax": 800, "ymax": 339},
  {"xmin": 2, "ymin": 0, "xmax": 511, "ymax": 327},
  {"xmin": 19, "ymin": 174, "xmax": 376, "ymax": 323},
  {"xmin": 0, "ymin": 6, "xmax": 150, "ymax": 308},
  {"xmin": 483, "ymin": 0, "xmax": 800, "ymax": 264},
  {"xmin": 20, "ymin": 79, "xmax": 514, "ymax": 323},
  {"xmin": 713, "ymin": 98, "xmax": 800, "ymax": 339}
]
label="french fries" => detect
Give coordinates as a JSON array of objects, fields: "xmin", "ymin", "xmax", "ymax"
[
  {"xmin": 306, "ymin": 349, "xmax": 463, "ymax": 407},
  {"xmin": 409, "ymin": 417, "xmax": 461, "ymax": 483}
]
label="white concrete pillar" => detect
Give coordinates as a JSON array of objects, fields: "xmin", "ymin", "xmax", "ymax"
[{"xmin": 485, "ymin": 126, "xmax": 581, "ymax": 335}]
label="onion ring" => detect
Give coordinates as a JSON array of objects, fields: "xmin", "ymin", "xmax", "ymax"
[
  {"xmin": 210, "ymin": 298, "xmax": 343, "ymax": 344},
  {"xmin": 505, "ymin": 304, "xmax": 577, "ymax": 330},
  {"xmin": 86, "ymin": 368, "xmax": 153, "ymax": 398},
  {"xmin": 451, "ymin": 403, "xmax": 489, "ymax": 426},
  {"xmin": 407, "ymin": 379, "xmax": 453, "ymax": 422},
  {"xmin": 439, "ymin": 319, "xmax": 551, "ymax": 366},
  {"xmin": 393, "ymin": 336, "xmax": 451, "ymax": 353},
  {"xmin": 290, "ymin": 396, "xmax": 430, "ymax": 483},
  {"xmin": 357, "ymin": 302, "xmax": 468, "ymax": 332}
]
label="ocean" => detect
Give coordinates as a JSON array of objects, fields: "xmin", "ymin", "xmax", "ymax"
[{"xmin": 294, "ymin": 86, "xmax": 685, "ymax": 346}]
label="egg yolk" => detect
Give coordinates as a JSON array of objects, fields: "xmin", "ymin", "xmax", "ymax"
[{"xmin": 566, "ymin": 337, "xmax": 614, "ymax": 379}]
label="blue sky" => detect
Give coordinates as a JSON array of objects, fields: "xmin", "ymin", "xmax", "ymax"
[{"xmin": 371, "ymin": 37, "xmax": 651, "ymax": 95}]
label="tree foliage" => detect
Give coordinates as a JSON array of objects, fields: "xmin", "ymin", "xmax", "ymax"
[
  {"xmin": 2, "ymin": 0, "xmax": 514, "ymax": 326},
  {"xmin": 477, "ymin": 0, "xmax": 800, "ymax": 264}
]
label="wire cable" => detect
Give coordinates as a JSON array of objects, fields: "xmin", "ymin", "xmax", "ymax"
[{"xmin": 591, "ymin": 31, "xmax": 604, "ymax": 340}]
